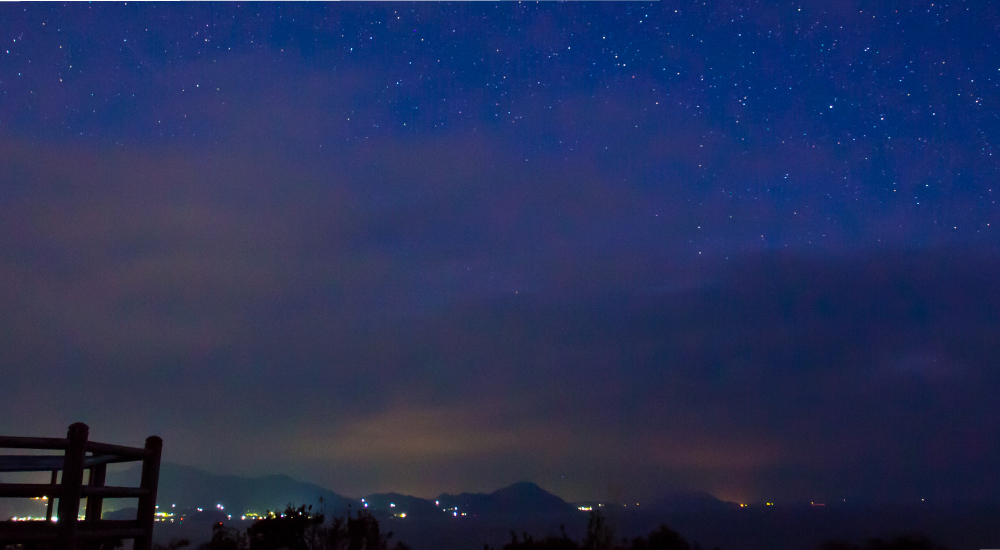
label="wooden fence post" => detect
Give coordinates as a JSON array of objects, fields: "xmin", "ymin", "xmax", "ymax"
[
  {"xmin": 85, "ymin": 462, "xmax": 107, "ymax": 520},
  {"xmin": 46, "ymin": 469, "xmax": 58, "ymax": 521},
  {"xmin": 57, "ymin": 422, "xmax": 89, "ymax": 550},
  {"xmin": 81, "ymin": 462, "xmax": 108, "ymax": 550},
  {"xmin": 134, "ymin": 435, "xmax": 162, "ymax": 550}
]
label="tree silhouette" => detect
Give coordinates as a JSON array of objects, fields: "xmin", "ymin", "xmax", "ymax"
[
  {"xmin": 205, "ymin": 503, "xmax": 408, "ymax": 550},
  {"xmin": 198, "ymin": 523, "xmax": 244, "ymax": 550},
  {"xmin": 323, "ymin": 508, "xmax": 404, "ymax": 550},
  {"xmin": 484, "ymin": 512, "xmax": 695, "ymax": 550},
  {"xmin": 582, "ymin": 511, "xmax": 615, "ymax": 550},
  {"xmin": 247, "ymin": 505, "xmax": 323, "ymax": 550},
  {"xmin": 631, "ymin": 525, "xmax": 690, "ymax": 550},
  {"xmin": 492, "ymin": 526, "xmax": 580, "ymax": 550}
]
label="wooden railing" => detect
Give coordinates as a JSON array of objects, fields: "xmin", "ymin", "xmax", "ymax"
[{"xmin": 0, "ymin": 423, "xmax": 162, "ymax": 550}]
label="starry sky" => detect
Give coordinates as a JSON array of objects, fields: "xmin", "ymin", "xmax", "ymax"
[{"xmin": 1, "ymin": 2, "xmax": 999, "ymax": 506}]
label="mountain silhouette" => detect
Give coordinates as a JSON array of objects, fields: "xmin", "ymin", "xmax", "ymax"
[
  {"xmin": 648, "ymin": 490, "xmax": 733, "ymax": 512},
  {"xmin": 434, "ymin": 481, "xmax": 574, "ymax": 517},
  {"xmin": 106, "ymin": 462, "xmax": 355, "ymax": 516},
  {"xmin": 360, "ymin": 492, "xmax": 441, "ymax": 518}
]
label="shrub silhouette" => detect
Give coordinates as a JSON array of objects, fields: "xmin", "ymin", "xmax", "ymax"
[
  {"xmin": 199, "ymin": 504, "xmax": 408, "ymax": 550},
  {"xmin": 154, "ymin": 539, "xmax": 191, "ymax": 550},
  {"xmin": 246, "ymin": 505, "xmax": 323, "ymax": 550},
  {"xmin": 820, "ymin": 535, "xmax": 949, "ymax": 550},
  {"xmin": 484, "ymin": 512, "xmax": 694, "ymax": 550},
  {"xmin": 323, "ymin": 508, "xmax": 404, "ymax": 550},
  {"xmin": 493, "ymin": 525, "xmax": 580, "ymax": 550},
  {"xmin": 199, "ymin": 523, "xmax": 243, "ymax": 550},
  {"xmin": 582, "ymin": 512, "xmax": 615, "ymax": 550},
  {"xmin": 631, "ymin": 525, "xmax": 690, "ymax": 550}
]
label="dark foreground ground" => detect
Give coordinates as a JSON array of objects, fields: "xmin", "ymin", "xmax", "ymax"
[{"xmin": 150, "ymin": 502, "xmax": 1000, "ymax": 550}]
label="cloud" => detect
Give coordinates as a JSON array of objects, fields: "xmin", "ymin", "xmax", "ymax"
[
  {"xmin": 2, "ymin": 130, "xmax": 999, "ymax": 504},
  {"xmin": 292, "ymin": 403, "xmax": 538, "ymax": 464}
]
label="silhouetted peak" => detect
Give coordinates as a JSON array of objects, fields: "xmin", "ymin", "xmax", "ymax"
[
  {"xmin": 650, "ymin": 490, "xmax": 730, "ymax": 510},
  {"xmin": 106, "ymin": 462, "xmax": 354, "ymax": 515},
  {"xmin": 490, "ymin": 481, "xmax": 548, "ymax": 497},
  {"xmin": 431, "ymin": 481, "xmax": 572, "ymax": 517}
]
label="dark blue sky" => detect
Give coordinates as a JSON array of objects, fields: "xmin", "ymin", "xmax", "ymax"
[{"xmin": 1, "ymin": 2, "xmax": 998, "ymax": 505}]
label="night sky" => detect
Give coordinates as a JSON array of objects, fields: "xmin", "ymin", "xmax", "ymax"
[{"xmin": 1, "ymin": 2, "xmax": 999, "ymax": 506}]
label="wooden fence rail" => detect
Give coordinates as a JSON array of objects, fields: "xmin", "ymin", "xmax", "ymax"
[{"xmin": 0, "ymin": 423, "xmax": 161, "ymax": 550}]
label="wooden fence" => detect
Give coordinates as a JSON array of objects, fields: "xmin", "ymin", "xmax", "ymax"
[{"xmin": 0, "ymin": 423, "xmax": 161, "ymax": 550}]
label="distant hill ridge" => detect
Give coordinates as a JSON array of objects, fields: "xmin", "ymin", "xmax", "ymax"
[
  {"xmin": 429, "ymin": 481, "xmax": 575, "ymax": 517},
  {"xmin": 107, "ymin": 463, "xmax": 355, "ymax": 516},
  {"xmin": 650, "ymin": 490, "xmax": 732, "ymax": 511},
  {"xmin": 106, "ymin": 463, "xmax": 728, "ymax": 519}
]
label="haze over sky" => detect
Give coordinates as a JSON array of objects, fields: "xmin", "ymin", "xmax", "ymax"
[{"xmin": 1, "ymin": 2, "xmax": 998, "ymax": 506}]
